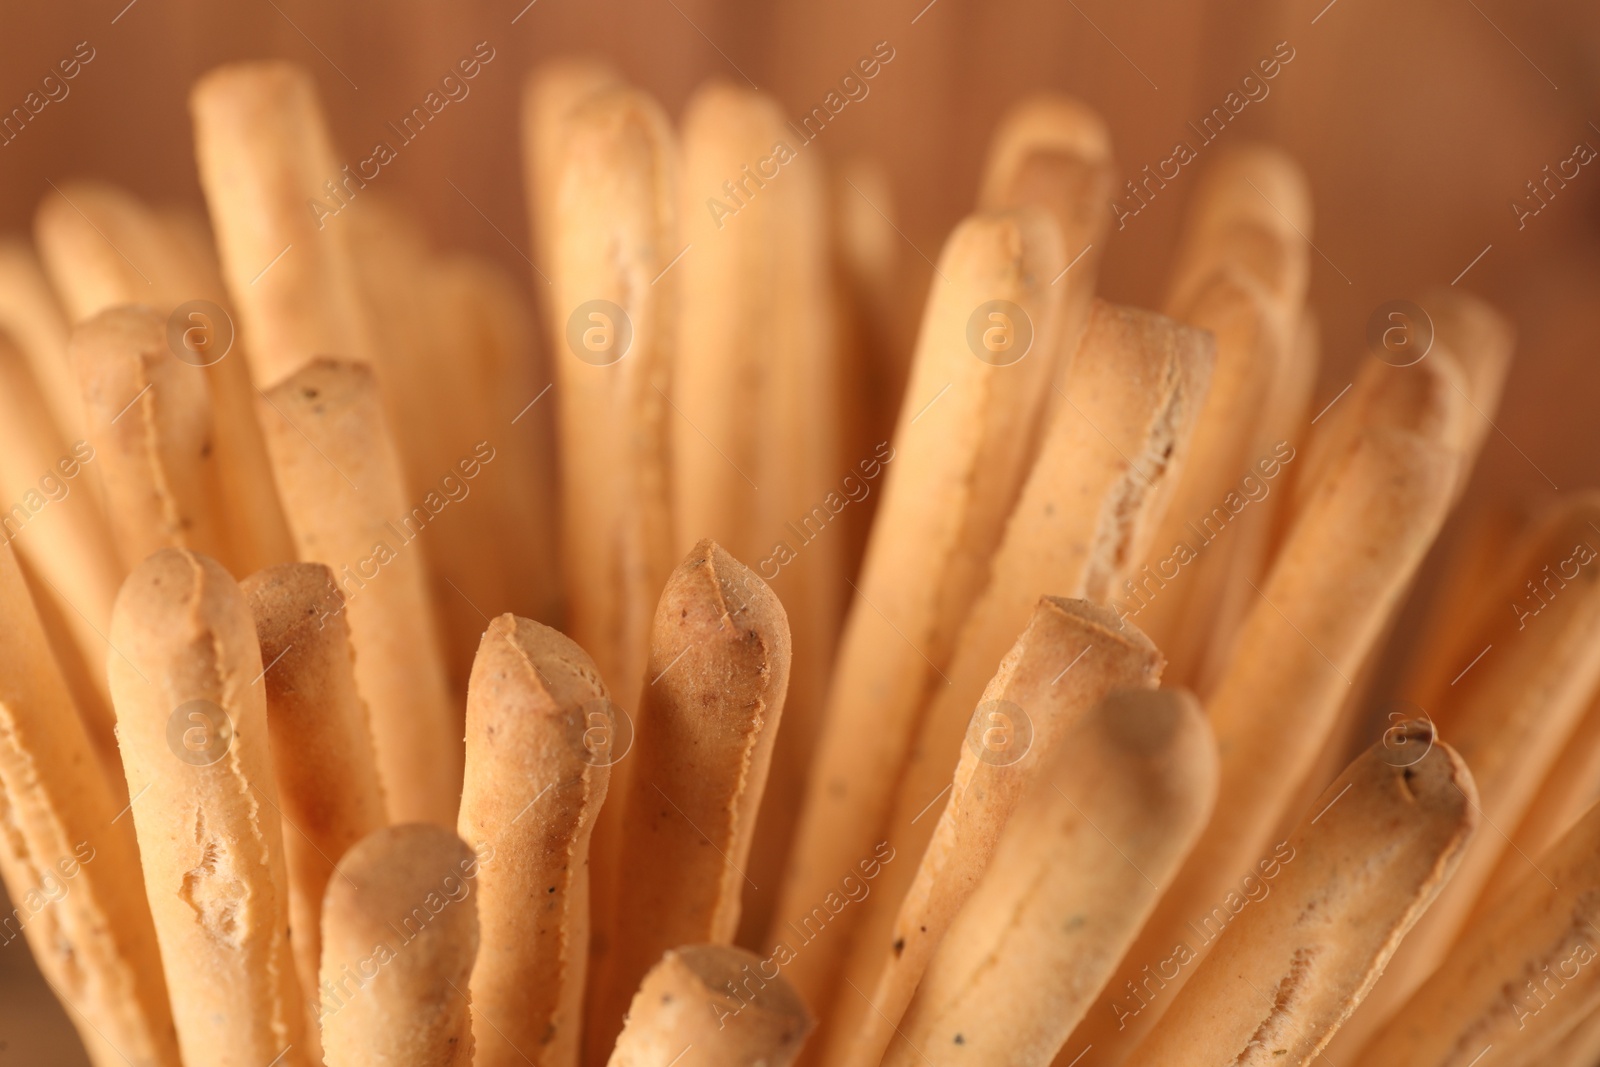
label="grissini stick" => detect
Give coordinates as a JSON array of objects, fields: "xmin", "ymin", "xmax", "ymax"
[
  {"xmin": 1333, "ymin": 492, "xmax": 1600, "ymax": 1050},
  {"xmin": 605, "ymin": 945, "xmax": 812, "ymax": 1067},
  {"xmin": 1358, "ymin": 795, "xmax": 1600, "ymax": 1067},
  {"xmin": 0, "ymin": 541, "xmax": 179, "ymax": 1067},
  {"xmin": 319, "ymin": 824, "xmax": 481, "ymax": 1067},
  {"xmin": 69, "ymin": 305, "xmax": 232, "ymax": 569},
  {"xmin": 673, "ymin": 80, "xmax": 844, "ymax": 943},
  {"xmin": 256, "ymin": 357, "xmax": 460, "ymax": 826},
  {"xmin": 591, "ymin": 541, "xmax": 791, "ymax": 1059},
  {"xmin": 108, "ymin": 548, "xmax": 310, "ymax": 1067},
  {"xmin": 0, "ymin": 332, "xmax": 122, "ymax": 760},
  {"xmin": 190, "ymin": 60, "xmax": 375, "ymax": 386},
  {"xmin": 824, "ymin": 598, "xmax": 1163, "ymax": 1067},
  {"xmin": 241, "ymin": 562, "xmax": 388, "ymax": 1017},
  {"xmin": 1123, "ymin": 723, "xmax": 1477, "ymax": 1067},
  {"xmin": 888, "ymin": 688, "xmax": 1216, "ymax": 1067},
  {"xmin": 458, "ymin": 614, "xmax": 613, "ymax": 1067},
  {"xmin": 37, "ymin": 182, "xmax": 298, "ymax": 577},
  {"xmin": 861, "ymin": 301, "xmax": 1213, "ymax": 1002},
  {"xmin": 1067, "ymin": 425, "xmax": 1458, "ymax": 1063},
  {"xmin": 0, "ymin": 238, "xmax": 83, "ymax": 442},
  {"xmin": 1546, "ymin": 1005, "xmax": 1600, "ymax": 1067},
  {"xmin": 772, "ymin": 207, "xmax": 1064, "ymax": 1005}
]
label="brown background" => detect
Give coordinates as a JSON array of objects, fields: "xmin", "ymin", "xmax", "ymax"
[{"xmin": 2, "ymin": 0, "xmax": 1597, "ymax": 1059}]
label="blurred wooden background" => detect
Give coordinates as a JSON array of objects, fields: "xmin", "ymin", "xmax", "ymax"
[{"xmin": 1, "ymin": 0, "xmax": 1596, "ymax": 1059}]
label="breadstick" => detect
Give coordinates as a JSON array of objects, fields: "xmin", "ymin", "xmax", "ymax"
[
  {"xmin": 1358, "ymin": 795, "xmax": 1600, "ymax": 1066},
  {"xmin": 256, "ymin": 357, "xmax": 460, "ymax": 825},
  {"xmin": 108, "ymin": 548, "xmax": 309, "ymax": 1067},
  {"xmin": 320, "ymin": 823, "xmax": 480, "ymax": 1067},
  {"xmin": 605, "ymin": 945, "xmax": 812, "ymax": 1067},
  {"xmin": 190, "ymin": 60, "xmax": 374, "ymax": 386},
  {"xmin": 1123, "ymin": 724, "xmax": 1477, "ymax": 1067},
  {"xmin": 0, "ymin": 540, "xmax": 179, "ymax": 1067},
  {"xmin": 241, "ymin": 563, "xmax": 387, "ymax": 1019},
  {"xmin": 1546, "ymin": 1005, "xmax": 1600, "ymax": 1067},
  {"xmin": 887, "ymin": 688, "xmax": 1216, "ymax": 1067},
  {"xmin": 591, "ymin": 541, "xmax": 791, "ymax": 1058},
  {"xmin": 1416, "ymin": 285, "xmax": 1515, "ymax": 468},
  {"xmin": 1332, "ymin": 492, "xmax": 1600, "ymax": 1050},
  {"xmin": 673, "ymin": 80, "xmax": 845, "ymax": 943},
  {"xmin": 858, "ymin": 301, "xmax": 1212, "ymax": 1007},
  {"xmin": 458, "ymin": 614, "xmax": 612, "ymax": 1067},
  {"xmin": 37, "ymin": 179, "xmax": 297, "ymax": 577},
  {"xmin": 772, "ymin": 207, "xmax": 1064, "ymax": 1006},
  {"xmin": 0, "ymin": 332, "xmax": 122, "ymax": 760},
  {"xmin": 823, "ymin": 598, "xmax": 1163, "ymax": 1067},
  {"xmin": 976, "ymin": 93, "xmax": 1113, "ymax": 407},
  {"xmin": 69, "ymin": 305, "xmax": 232, "ymax": 569},
  {"xmin": 1066, "ymin": 426, "xmax": 1458, "ymax": 1063},
  {"xmin": 0, "ymin": 238, "xmax": 82, "ymax": 442}
]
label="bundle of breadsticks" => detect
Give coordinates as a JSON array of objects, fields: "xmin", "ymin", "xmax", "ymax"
[{"xmin": 3, "ymin": 52, "xmax": 1599, "ymax": 1067}]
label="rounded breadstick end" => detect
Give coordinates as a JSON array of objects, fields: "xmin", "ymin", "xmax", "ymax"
[
  {"xmin": 608, "ymin": 944, "xmax": 812, "ymax": 1067},
  {"xmin": 666, "ymin": 537, "xmax": 792, "ymax": 675},
  {"xmin": 321, "ymin": 824, "xmax": 480, "ymax": 1067}
]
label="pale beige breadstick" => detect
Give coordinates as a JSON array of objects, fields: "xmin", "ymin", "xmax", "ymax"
[
  {"xmin": 191, "ymin": 60, "xmax": 375, "ymax": 386},
  {"xmin": 109, "ymin": 548, "xmax": 309, "ymax": 1067},
  {"xmin": 1065, "ymin": 426, "xmax": 1458, "ymax": 1063},
  {"xmin": 772, "ymin": 207, "xmax": 1065, "ymax": 1005},
  {"xmin": 0, "ymin": 332, "xmax": 122, "ymax": 759},
  {"xmin": 0, "ymin": 540, "xmax": 178, "ymax": 1067},
  {"xmin": 975, "ymin": 93, "xmax": 1113, "ymax": 408},
  {"xmin": 37, "ymin": 178, "xmax": 297, "ymax": 577},
  {"xmin": 856, "ymin": 301, "xmax": 1213, "ymax": 1008},
  {"xmin": 1331, "ymin": 493, "xmax": 1600, "ymax": 1051},
  {"xmin": 0, "ymin": 238, "xmax": 81, "ymax": 441},
  {"xmin": 69, "ymin": 305, "xmax": 232, "ymax": 568},
  {"xmin": 241, "ymin": 563, "xmax": 387, "ymax": 1019},
  {"xmin": 458, "ymin": 614, "xmax": 612, "ymax": 1067},
  {"xmin": 606, "ymin": 945, "xmax": 812, "ymax": 1067},
  {"xmin": 591, "ymin": 541, "xmax": 791, "ymax": 1058},
  {"xmin": 886, "ymin": 688, "xmax": 1216, "ymax": 1067},
  {"xmin": 673, "ymin": 81, "xmax": 844, "ymax": 944},
  {"xmin": 824, "ymin": 598, "xmax": 1163, "ymax": 1067},
  {"xmin": 1359, "ymin": 796, "xmax": 1600, "ymax": 1066},
  {"xmin": 1417, "ymin": 285, "xmax": 1515, "ymax": 468},
  {"xmin": 1124, "ymin": 724, "xmax": 1477, "ymax": 1067},
  {"xmin": 320, "ymin": 823, "xmax": 480, "ymax": 1067},
  {"xmin": 525, "ymin": 58, "xmax": 622, "ymax": 293},
  {"xmin": 256, "ymin": 357, "xmax": 460, "ymax": 825},
  {"xmin": 1474, "ymin": 685, "xmax": 1600, "ymax": 919}
]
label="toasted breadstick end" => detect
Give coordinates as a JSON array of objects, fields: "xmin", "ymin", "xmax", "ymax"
[
  {"xmin": 606, "ymin": 945, "xmax": 812, "ymax": 1067},
  {"xmin": 320, "ymin": 824, "xmax": 480, "ymax": 1067},
  {"xmin": 1124, "ymin": 724, "xmax": 1477, "ymax": 1066}
]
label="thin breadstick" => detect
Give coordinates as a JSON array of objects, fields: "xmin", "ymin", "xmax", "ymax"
[
  {"xmin": 771, "ymin": 207, "xmax": 1065, "ymax": 1007},
  {"xmin": 0, "ymin": 332, "xmax": 122, "ymax": 761},
  {"xmin": 887, "ymin": 688, "xmax": 1216, "ymax": 1067},
  {"xmin": 1066, "ymin": 426, "xmax": 1459, "ymax": 1063},
  {"xmin": 591, "ymin": 541, "xmax": 791, "ymax": 1058},
  {"xmin": 673, "ymin": 80, "xmax": 844, "ymax": 943},
  {"xmin": 0, "ymin": 238, "xmax": 82, "ymax": 442},
  {"xmin": 240, "ymin": 563, "xmax": 387, "ymax": 1021},
  {"xmin": 458, "ymin": 614, "xmax": 612, "ymax": 1067},
  {"xmin": 1546, "ymin": 1004, "xmax": 1600, "ymax": 1067},
  {"xmin": 0, "ymin": 540, "xmax": 179, "ymax": 1067},
  {"xmin": 1332, "ymin": 492, "xmax": 1600, "ymax": 1050},
  {"xmin": 823, "ymin": 598, "xmax": 1163, "ymax": 1067},
  {"xmin": 319, "ymin": 823, "xmax": 480, "ymax": 1067},
  {"xmin": 190, "ymin": 60, "xmax": 374, "ymax": 386},
  {"xmin": 605, "ymin": 945, "xmax": 812, "ymax": 1067},
  {"xmin": 1358, "ymin": 795, "xmax": 1600, "ymax": 1066},
  {"xmin": 1123, "ymin": 723, "xmax": 1477, "ymax": 1067},
  {"xmin": 108, "ymin": 548, "xmax": 309, "ymax": 1067},
  {"xmin": 37, "ymin": 179, "xmax": 298, "ymax": 578},
  {"xmin": 255, "ymin": 357, "xmax": 460, "ymax": 825},
  {"xmin": 857, "ymin": 301, "xmax": 1212, "ymax": 1007},
  {"xmin": 69, "ymin": 305, "xmax": 232, "ymax": 569},
  {"xmin": 1416, "ymin": 285, "xmax": 1515, "ymax": 468}
]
